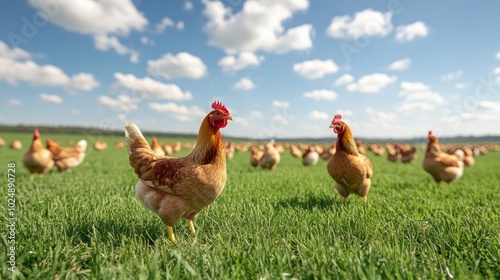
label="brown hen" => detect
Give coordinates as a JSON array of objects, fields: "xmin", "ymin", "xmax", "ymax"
[
  {"xmin": 125, "ymin": 101, "xmax": 233, "ymax": 242},
  {"xmin": 327, "ymin": 114, "xmax": 373, "ymax": 203}
]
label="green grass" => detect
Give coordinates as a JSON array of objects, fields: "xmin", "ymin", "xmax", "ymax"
[{"xmin": 1, "ymin": 132, "xmax": 499, "ymax": 279}]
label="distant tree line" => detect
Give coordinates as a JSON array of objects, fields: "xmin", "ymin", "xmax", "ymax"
[
  {"xmin": 1, "ymin": 124, "xmax": 499, "ymax": 143},
  {"xmin": 0, "ymin": 124, "xmax": 197, "ymax": 139}
]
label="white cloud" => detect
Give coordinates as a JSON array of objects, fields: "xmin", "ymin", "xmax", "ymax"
[
  {"xmin": 397, "ymin": 81, "xmax": 444, "ymax": 112},
  {"xmin": 70, "ymin": 73, "xmax": 100, "ymax": 91},
  {"xmin": 0, "ymin": 58, "xmax": 67, "ymax": 86},
  {"xmin": 156, "ymin": 17, "xmax": 184, "ymax": 33},
  {"xmin": 492, "ymin": 67, "xmax": 500, "ymax": 75},
  {"xmin": 149, "ymin": 102, "xmax": 205, "ymax": 121},
  {"xmin": 8, "ymin": 99, "xmax": 21, "ymax": 106},
  {"xmin": 455, "ymin": 83, "xmax": 469, "ymax": 90},
  {"xmin": 444, "ymin": 101, "xmax": 500, "ymax": 124},
  {"xmin": 93, "ymin": 34, "xmax": 139, "ymax": 63},
  {"xmin": 347, "ymin": 73, "xmax": 397, "ymax": 93},
  {"xmin": 272, "ymin": 100, "xmax": 290, "ymax": 108},
  {"xmin": 308, "ymin": 110, "xmax": 329, "ymax": 120},
  {"xmin": 98, "ymin": 94, "xmax": 139, "ymax": 112},
  {"xmin": 28, "ymin": 0, "xmax": 148, "ymax": 35},
  {"xmin": 272, "ymin": 114, "xmax": 290, "ymax": 126},
  {"xmin": 185, "ymin": 1, "xmax": 193, "ymax": 11},
  {"xmin": 365, "ymin": 107, "xmax": 396, "ymax": 122},
  {"xmin": 326, "ymin": 9, "xmax": 393, "ymax": 40},
  {"xmin": 114, "ymin": 72, "xmax": 192, "ymax": 100},
  {"xmin": 388, "ymin": 58, "xmax": 411, "ymax": 71},
  {"xmin": 39, "ymin": 93, "xmax": 63, "ymax": 104},
  {"xmin": 333, "ymin": 74, "xmax": 354, "ymax": 86},
  {"xmin": 397, "ymin": 101, "xmax": 435, "ymax": 112},
  {"xmin": 218, "ymin": 52, "xmax": 264, "ymax": 73},
  {"xmin": 303, "ymin": 89, "xmax": 338, "ymax": 101},
  {"xmin": 156, "ymin": 17, "xmax": 174, "ymax": 32},
  {"xmin": 0, "ymin": 47, "xmax": 99, "ymax": 91},
  {"xmin": 141, "ymin": 36, "xmax": 154, "ymax": 45},
  {"xmin": 399, "ymin": 81, "xmax": 428, "ymax": 93},
  {"xmin": 441, "ymin": 70, "xmax": 463, "ymax": 81},
  {"xmin": 335, "ymin": 109, "xmax": 353, "ymax": 117},
  {"xmin": 147, "ymin": 52, "xmax": 207, "ymax": 79},
  {"xmin": 395, "ymin": 21, "xmax": 429, "ymax": 42},
  {"xmin": 293, "ymin": 59, "xmax": 339, "ymax": 79},
  {"xmin": 233, "ymin": 78, "xmax": 255, "ymax": 91},
  {"xmin": 0, "ymin": 41, "xmax": 31, "ymax": 60},
  {"xmin": 496, "ymin": 52, "xmax": 500, "ymax": 60},
  {"xmin": 202, "ymin": 0, "xmax": 312, "ymax": 54},
  {"xmin": 251, "ymin": 111, "xmax": 263, "ymax": 118}
]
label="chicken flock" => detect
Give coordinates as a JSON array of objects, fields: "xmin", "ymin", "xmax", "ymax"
[{"xmin": 6, "ymin": 101, "xmax": 499, "ymax": 242}]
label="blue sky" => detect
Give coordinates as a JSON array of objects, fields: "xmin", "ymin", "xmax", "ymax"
[{"xmin": 1, "ymin": 0, "xmax": 500, "ymax": 139}]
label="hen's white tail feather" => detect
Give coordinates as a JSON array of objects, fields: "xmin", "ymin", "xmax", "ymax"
[
  {"xmin": 125, "ymin": 122, "xmax": 147, "ymax": 155},
  {"xmin": 76, "ymin": 139, "xmax": 87, "ymax": 150}
]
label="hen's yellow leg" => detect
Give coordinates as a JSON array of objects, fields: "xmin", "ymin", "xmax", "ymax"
[
  {"xmin": 167, "ymin": 226, "xmax": 176, "ymax": 243},
  {"xmin": 363, "ymin": 196, "xmax": 368, "ymax": 203},
  {"xmin": 186, "ymin": 219, "xmax": 196, "ymax": 235}
]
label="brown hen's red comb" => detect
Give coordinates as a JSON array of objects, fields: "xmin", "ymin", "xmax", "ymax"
[
  {"xmin": 332, "ymin": 114, "xmax": 342, "ymax": 123},
  {"xmin": 212, "ymin": 100, "xmax": 230, "ymax": 114},
  {"xmin": 428, "ymin": 131, "xmax": 433, "ymax": 137}
]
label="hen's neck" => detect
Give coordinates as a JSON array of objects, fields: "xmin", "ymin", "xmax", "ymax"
[
  {"xmin": 426, "ymin": 140, "xmax": 441, "ymax": 156},
  {"xmin": 188, "ymin": 116, "xmax": 224, "ymax": 164},
  {"xmin": 336, "ymin": 126, "xmax": 359, "ymax": 156},
  {"xmin": 31, "ymin": 139, "xmax": 45, "ymax": 152}
]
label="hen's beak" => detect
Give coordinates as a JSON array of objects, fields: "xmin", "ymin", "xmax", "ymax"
[
  {"xmin": 225, "ymin": 115, "xmax": 234, "ymax": 121},
  {"xmin": 329, "ymin": 124, "xmax": 334, "ymax": 129}
]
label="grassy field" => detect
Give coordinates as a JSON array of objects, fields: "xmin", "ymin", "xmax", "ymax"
[{"xmin": 1, "ymin": 132, "xmax": 499, "ymax": 279}]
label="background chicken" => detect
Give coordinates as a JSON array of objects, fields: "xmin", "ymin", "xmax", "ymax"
[
  {"xmin": 461, "ymin": 146, "xmax": 475, "ymax": 167},
  {"xmin": 93, "ymin": 140, "xmax": 108, "ymax": 151},
  {"xmin": 150, "ymin": 137, "xmax": 165, "ymax": 157},
  {"xmin": 114, "ymin": 142, "xmax": 125, "ymax": 149},
  {"xmin": 395, "ymin": 144, "xmax": 418, "ymax": 163},
  {"xmin": 355, "ymin": 139, "xmax": 366, "ymax": 155},
  {"xmin": 385, "ymin": 143, "xmax": 400, "ymax": 162},
  {"xmin": 422, "ymin": 131, "xmax": 464, "ymax": 186},
  {"xmin": 225, "ymin": 142, "xmax": 235, "ymax": 160},
  {"xmin": 302, "ymin": 145, "xmax": 319, "ymax": 166},
  {"xmin": 23, "ymin": 129, "xmax": 54, "ymax": 180},
  {"xmin": 125, "ymin": 101, "xmax": 233, "ymax": 242},
  {"xmin": 289, "ymin": 144, "xmax": 303, "ymax": 158},
  {"xmin": 46, "ymin": 138, "xmax": 87, "ymax": 172},
  {"xmin": 327, "ymin": 114, "xmax": 373, "ymax": 203},
  {"xmin": 249, "ymin": 146, "xmax": 263, "ymax": 167},
  {"xmin": 10, "ymin": 140, "xmax": 23, "ymax": 150},
  {"xmin": 320, "ymin": 143, "xmax": 336, "ymax": 160},
  {"xmin": 259, "ymin": 140, "xmax": 281, "ymax": 170}
]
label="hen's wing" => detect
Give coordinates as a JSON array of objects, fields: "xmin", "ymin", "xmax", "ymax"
[
  {"xmin": 126, "ymin": 122, "xmax": 202, "ymax": 194},
  {"xmin": 435, "ymin": 154, "xmax": 461, "ymax": 168},
  {"xmin": 361, "ymin": 154, "xmax": 373, "ymax": 178}
]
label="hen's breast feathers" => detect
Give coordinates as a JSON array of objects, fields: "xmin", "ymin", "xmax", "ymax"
[{"xmin": 329, "ymin": 151, "xmax": 371, "ymax": 186}]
